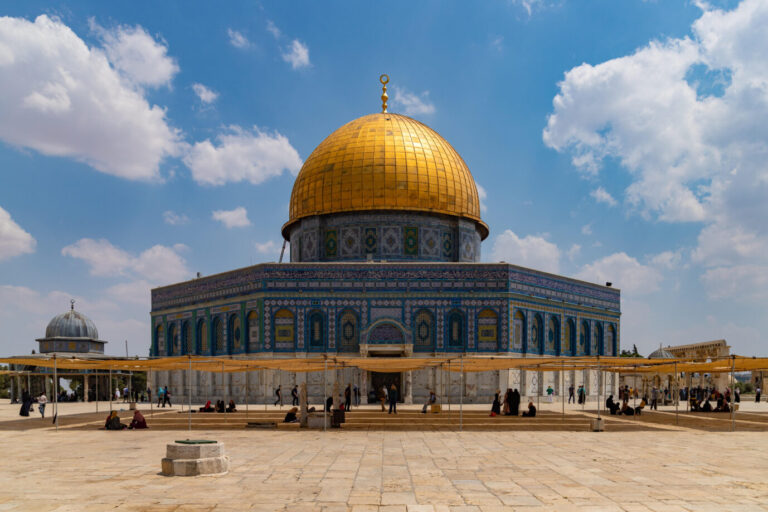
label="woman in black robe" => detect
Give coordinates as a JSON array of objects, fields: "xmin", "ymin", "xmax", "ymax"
[
  {"xmin": 19, "ymin": 390, "xmax": 31, "ymax": 417},
  {"xmin": 491, "ymin": 390, "xmax": 501, "ymax": 416},
  {"xmin": 511, "ymin": 389, "xmax": 521, "ymax": 416}
]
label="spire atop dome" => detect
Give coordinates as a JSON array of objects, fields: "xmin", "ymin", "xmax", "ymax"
[
  {"xmin": 380, "ymin": 74, "xmax": 389, "ymax": 113},
  {"xmin": 70, "ymin": 299, "xmax": 75, "ymax": 311}
]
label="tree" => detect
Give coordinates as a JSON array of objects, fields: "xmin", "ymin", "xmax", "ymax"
[
  {"xmin": 620, "ymin": 344, "xmax": 642, "ymax": 358},
  {"xmin": 0, "ymin": 365, "xmax": 10, "ymax": 399}
]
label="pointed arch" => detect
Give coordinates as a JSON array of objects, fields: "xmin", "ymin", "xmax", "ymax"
[
  {"xmin": 213, "ymin": 316, "xmax": 225, "ymax": 354},
  {"xmin": 477, "ymin": 309, "xmax": 498, "ymax": 351},
  {"xmin": 338, "ymin": 309, "xmax": 359, "ymax": 352},
  {"xmin": 246, "ymin": 310, "xmax": 259, "ymax": 352},
  {"xmin": 155, "ymin": 324, "xmax": 165, "ymax": 356},
  {"xmin": 197, "ymin": 318, "xmax": 208, "ymax": 354},
  {"xmin": 182, "ymin": 320, "xmax": 192, "ymax": 355},
  {"xmin": 413, "ymin": 309, "xmax": 435, "ymax": 352},
  {"xmin": 307, "ymin": 309, "xmax": 325, "ymax": 351},
  {"xmin": 447, "ymin": 309, "xmax": 465, "ymax": 350},
  {"xmin": 547, "ymin": 315, "xmax": 560, "ymax": 355},
  {"xmin": 531, "ymin": 313, "xmax": 543, "ymax": 355},
  {"xmin": 512, "ymin": 309, "xmax": 526, "ymax": 352}
]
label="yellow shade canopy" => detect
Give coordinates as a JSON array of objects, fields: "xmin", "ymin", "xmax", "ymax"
[{"xmin": 283, "ymin": 113, "xmax": 488, "ymax": 239}]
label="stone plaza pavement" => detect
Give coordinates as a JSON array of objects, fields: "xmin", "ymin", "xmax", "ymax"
[{"xmin": 2, "ymin": 427, "xmax": 768, "ymax": 512}]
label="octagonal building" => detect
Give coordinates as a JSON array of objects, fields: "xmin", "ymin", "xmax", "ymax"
[{"xmin": 150, "ymin": 80, "xmax": 621, "ymax": 404}]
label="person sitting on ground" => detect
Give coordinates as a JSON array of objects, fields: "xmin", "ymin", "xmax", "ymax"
[
  {"xmin": 105, "ymin": 411, "xmax": 127, "ymax": 430},
  {"xmin": 128, "ymin": 410, "xmax": 148, "ymax": 429},
  {"xmin": 283, "ymin": 406, "xmax": 299, "ymax": 423},
  {"xmin": 701, "ymin": 398, "xmax": 713, "ymax": 412},
  {"xmin": 521, "ymin": 401, "xmax": 537, "ymax": 417},
  {"xmin": 634, "ymin": 398, "xmax": 646, "ymax": 416},
  {"xmin": 215, "ymin": 400, "xmax": 225, "ymax": 413},
  {"xmin": 325, "ymin": 395, "xmax": 333, "ymax": 412},
  {"xmin": 620, "ymin": 400, "xmax": 635, "ymax": 416},
  {"xmin": 422, "ymin": 389, "xmax": 437, "ymax": 413},
  {"xmin": 226, "ymin": 400, "xmax": 237, "ymax": 413},
  {"xmin": 606, "ymin": 395, "xmax": 620, "ymax": 415},
  {"xmin": 199, "ymin": 400, "xmax": 215, "ymax": 412}
]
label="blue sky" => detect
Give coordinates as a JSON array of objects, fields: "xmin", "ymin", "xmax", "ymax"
[{"xmin": 1, "ymin": 0, "xmax": 765, "ymax": 357}]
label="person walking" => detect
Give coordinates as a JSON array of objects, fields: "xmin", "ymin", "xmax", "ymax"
[
  {"xmin": 157, "ymin": 386, "xmax": 164, "ymax": 407},
  {"xmin": 388, "ymin": 384, "xmax": 398, "ymax": 414},
  {"xmin": 123, "ymin": 386, "xmax": 129, "ymax": 403},
  {"xmin": 380, "ymin": 385, "xmax": 388, "ymax": 412},
  {"xmin": 651, "ymin": 387, "xmax": 658, "ymax": 410},
  {"xmin": 546, "ymin": 385, "xmax": 554, "ymax": 403},
  {"xmin": 344, "ymin": 384, "xmax": 352, "ymax": 411},
  {"xmin": 38, "ymin": 393, "xmax": 47, "ymax": 419},
  {"xmin": 163, "ymin": 387, "xmax": 172, "ymax": 407},
  {"xmin": 568, "ymin": 384, "xmax": 575, "ymax": 404},
  {"xmin": 291, "ymin": 385, "xmax": 299, "ymax": 406},
  {"xmin": 146, "ymin": 386, "xmax": 152, "ymax": 404},
  {"xmin": 756, "ymin": 386, "xmax": 762, "ymax": 403},
  {"xmin": 354, "ymin": 384, "xmax": 360, "ymax": 406},
  {"xmin": 274, "ymin": 385, "xmax": 283, "ymax": 406}
]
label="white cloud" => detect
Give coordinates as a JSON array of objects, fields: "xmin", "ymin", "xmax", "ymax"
[
  {"xmin": 490, "ymin": 230, "xmax": 561, "ymax": 273},
  {"xmin": 490, "ymin": 35, "xmax": 504, "ymax": 52},
  {"xmin": 227, "ymin": 28, "xmax": 250, "ymax": 49},
  {"xmin": 106, "ymin": 279, "xmax": 152, "ymax": 306},
  {"xmin": 543, "ymin": 0, "xmax": 768, "ymax": 303},
  {"xmin": 576, "ymin": 252, "xmax": 663, "ymax": 294},
  {"xmin": 192, "ymin": 83, "xmax": 218, "ymax": 104},
  {"xmin": 590, "ymin": 186, "xmax": 617, "ymax": 207},
  {"xmin": 476, "ymin": 183, "xmax": 488, "ymax": 213},
  {"xmin": 581, "ymin": 223, "xmax": 593, "ymax": 235},
  {"xmin": 567, "ymin": 243, "xmax": 581, "ymax": 262},
  {"xmin": 649, "ymin": 249, "xmax": 683, "ymax": 270},
  {"xmin": 254, "ymin": 240, "xmax": 278, "ymax": 254},
  {"xmin": 266, "ymin": 20, "xmax": 281, "ymax": 39},
  {"xmin": 212, "ymin": 206, "xmax": 251, "ymax": 229},
  {"xmin": 183, "ymin": 125, "xmax": 302, "ymax": 186},
  {"xmin": 701, "ymin": 264, "xmax": 768, "ymax": 300},
  {"xmin": 282, "ymin": 39, "xmax": 310, "ymax": 69},
  {"xmin": 0, "ymin": 15, "xmax": 181, "ymax": 180},
  {"xmin": 90, "ymin": 19, "xmax": 179, "ymax": 88},
  {"xmin": 392, "ymin": 87, "xmax": 436, "ymax": 116},
  {"xmin": 163, "ymin": 210, "xmax": 188, "ymax": 225},
  {"xmin": 0, "ymin": 205, "xmax": 36, "ymax": 262},
  {"xmin": 61, "ymin": 238, "xmax": 190, "ymax": 284}
]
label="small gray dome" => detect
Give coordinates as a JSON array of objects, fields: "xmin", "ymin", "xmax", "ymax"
[
  {"xmin": 45, "ymin": 309, "xmax": 99, "ymax": 340},
  {"xmin": 648, "ymin": 345, "xmax": 674, "ymax": 359}
]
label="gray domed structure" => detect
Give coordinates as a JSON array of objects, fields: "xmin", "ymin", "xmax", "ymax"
[
  {"xmin": 36, "ymin": 300, "xmax": 107, "ymax": 354},
  {"xmin": 648, "ymin": 345, "xmax": 674, "ymax": 359}
]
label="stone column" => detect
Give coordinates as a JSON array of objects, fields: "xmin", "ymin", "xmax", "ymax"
[
  {"xmin": 405, "ymin": 371, "xmax": 413, "ymax": 404},
  {"xmin": 84, "ymin": 374, "xmax": 89, "ymax": 402}
]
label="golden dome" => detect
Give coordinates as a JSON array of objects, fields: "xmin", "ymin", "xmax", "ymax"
[{"xmin": 283, "ymin": 112, "xmax": 488, "ymax": 239}]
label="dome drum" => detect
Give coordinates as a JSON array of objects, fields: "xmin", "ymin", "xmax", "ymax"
[
  {"xmin": 288, "ymin": 211, "xmax": 482, "ymax": 263},
  {"xmin": 283, "ymin": 112, "xmax": 488, "ymax": 263}
]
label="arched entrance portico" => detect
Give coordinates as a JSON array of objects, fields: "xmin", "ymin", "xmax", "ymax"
[{"xmin": 360, "ymin": 319, "xmax": 411, "ymax": 403}]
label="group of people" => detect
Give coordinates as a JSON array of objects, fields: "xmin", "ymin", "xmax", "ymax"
[
  {"xmin": 198, "ymin": 400, "xmax": 238, "ymax": 413},
  {"xmin": 104, "ymin": 410, "xmax": 147, "ymax": 430},
  {"xmin": 690, "ymin": 389, "xmax": 733, "ymax": 413},
  {"xmin": 567, "ymin": 385, "xmax": 588, "ymax": 404},
  {"xmin": 18, "ymin": 390, "xmax": 48, "ymax": 419},
  {"xmin": 605, "ymin": 395, "xmax": 646, "ymax": 416},
  {"xmin": 377, "ymin": 384, "xmax": 399, "ymax": 414},
  {"xmin": 489, "ymin": 389, "xmax": 536, "ymax": 417}
]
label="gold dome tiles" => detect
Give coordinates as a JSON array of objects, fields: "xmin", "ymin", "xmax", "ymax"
[{"xmin": 284, "ymin": 113, "xmax": 487, "ymax": 239}]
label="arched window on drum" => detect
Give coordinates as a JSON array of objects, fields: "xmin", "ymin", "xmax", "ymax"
[
  {"xmin": 595, "ymin": 323, "xmax": 604, "ymax": 356},
  {"xmin": 477, "ymin": 309, "xmax": 498, "ymax": 351},
  {"xmin": 273, "ymin": 309, "xmax": 295, "ymax": 351},
  {"xmin": 155, "ymin": 324, "xmax": 165, "ymax": 356},
  {"xmin": 197, "ymin": 319, "xmax": 208, "ymax": 354},
  {"xmin": 579, "ymin": 320, "xmax": 590, "ymax": 356},
  {"xmin": 606, "ymin": 324, "xmax": 616, "ymax": 356},
  {"xmin": 308, "ymin": 310, "xmax": 324, "ymax": 351},
  {"xmin": 547, "ymin": 316, "xmax": 560, "ymax": 355},
  {"xmin": 247, "ymin": 311, "xmax": 259, "ymax": 352},
  {"xmin": 229, "ymin": 314, "xmax": 241, "ymax": 353},
  {"xmin": 512, "ymin": 310, "xmax": 526, "ymax": 352},
  {"xmin": 531, "ymin": 313, "xmax": 543, "ymax": 355},
  {"xmin": 339, "ymin": 309, "xmax": 359, "ymax": 352},
  {"xmin": 564, "ymin": 318, "xmax": 576, "ymax": 356},
  {"xmin": 213, "ymin": 317, "xmax": 225, "ymax": 354},
  {"xmin": 447, "ymin": 310, "xmax": 464, "ymax": 350},
  {"xmin": 168, "ymin": 323, "xmax": 178, "ymax": 356},
  {"xmin": 183, "ymin": 321, "xmax": 192, "ymax": 355},
  {"xmin": 413, "ymin": 309, "xmax": 435, "ymax": 352}
]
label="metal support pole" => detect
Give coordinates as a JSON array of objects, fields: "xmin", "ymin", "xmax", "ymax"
[
  {"xmin": 323, "ymin": 358, "xmax": 327, "ymax": 433},
  {"xmin": 264, "ymin": 369, "xmax": 267, "ymax": 412},
  {"xmin": 109, "ymin": 368, "xmax": 113, "ymax": 412},
  {"xmin": 675, "ymin": 361, "xmax": 679, "ymax": 426},
  {"xmin": 53, "ymin": 355, "xmax": 58, "ymax": 431},
  {"xmin": 95, "ymin": 371, "xmax": 99, "ymax": 414},
  {"xmin": 582, "ymin": 368, "xmax": 585, "ymax": 411},
  {"xmin": 149, "ymin": 368, "xmax": 153, "ymax": 419},
  {"xmin": 245, "ymin": 369, "xmax": 249, "ymax": 419},
  {"xmin": 731, "ymin": 355, "xmax": 736, "ymax": 432},
  {"xmin": 536, "ymin": 365, "xmax": 541, "ymax": 414},
  {"xmin": 188, "ymin": 355, "xmax": 192, "ymax": 432},
  {"xmin": 447, "ymin": 359, "xmax": 451, "ymax": 413},
  {"xmin": 561, "ymin": 359, "xmax": 565, "ymax": 420},
  {"xmin": 459, "ymin": 355, "xmax": 464, "ymax": 432},
  {"xmin": 596, "ymin": 357, "xmax": 601, "ymax": 420}
]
